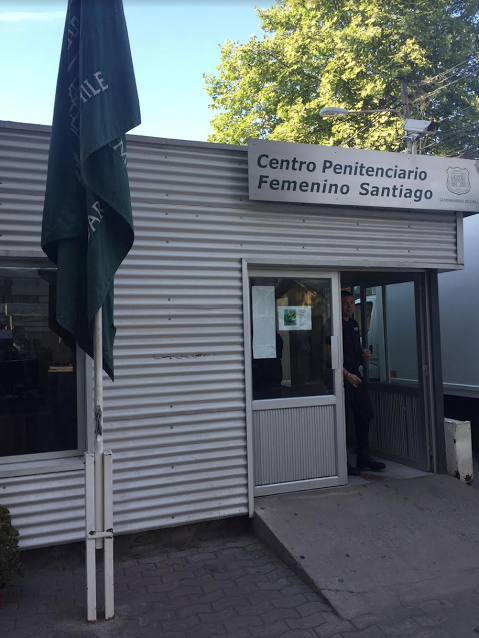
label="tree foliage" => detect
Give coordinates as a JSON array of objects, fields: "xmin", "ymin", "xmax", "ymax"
[
  {"xmin": 205, "ymin": 0, "xmax": 479, "ymax": 157},
  {"xmin": 0, "ymin": 505, "xmax": 24, "ymax": 588}
]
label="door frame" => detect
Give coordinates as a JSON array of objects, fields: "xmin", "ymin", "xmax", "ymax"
[
  {"xmin": 242, "ymin": 260, "xmax": 346, "ymax": 511},
  {"xmin": 350, "ymin": 272, "xmax": 433, "ymax": 471}
]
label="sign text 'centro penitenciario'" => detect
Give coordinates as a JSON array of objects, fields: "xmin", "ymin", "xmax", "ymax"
[{"xmin": 247, "ymin": 139, "xmax": 479, "ymax": 213}]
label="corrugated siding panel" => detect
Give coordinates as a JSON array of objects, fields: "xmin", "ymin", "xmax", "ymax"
[
  {"xmin": 0, "ymin": 128, "xmax": 49, "ymax": 255},
  {"xmin": 253, "ymin": 406, "xmax": 337, "ymax": 485},
  {"xmin": 0, "ymin": 123, "xmax": 458, "ymax": 547},
  {"xmin": 124, "ymin": 139, "xmax": 458, "ymax": 264},
  {"xmin": 108, "ymin": 145, "xmax": 249, "ymax": 530},
  {"xmin": 0, "ymin": 126, "xmax": 459, "ymax": 263},
  {"xmin": 369, "ymin": 387, "xmax": 425, "ymax": 468},
  {"xmin": 0, "ymin": 471, "xmax": 85, "ymax": 548}
]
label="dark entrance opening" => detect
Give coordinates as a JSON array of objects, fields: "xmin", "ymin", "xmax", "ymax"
[{"xmin": 340, "ymin": 271, "xmax": 432, "ymax": 476}]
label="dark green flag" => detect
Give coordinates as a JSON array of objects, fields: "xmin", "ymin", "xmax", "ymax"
[{"xmin": 42, "ymin": 0, "xmax": 140, "ymax": 380}]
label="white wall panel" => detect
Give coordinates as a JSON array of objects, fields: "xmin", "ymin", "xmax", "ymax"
[
  {"xmin": 0, "ymin": 470, "xmax": 85, "ymax": 548},
  {"xmin": 0, "ymin": 121, "xmax": 460, "ymax": 547},
  {"xmin": 253, "ymin": 406, "xmax": 337, "ymax": 485}
]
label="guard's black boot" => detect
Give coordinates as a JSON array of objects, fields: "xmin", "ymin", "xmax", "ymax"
[
  {"xmin": 347, "ymin": 462, "xmax": 361, "ymax": 476},
  {"xmin": 357, "ymin": 455, "xmax": 386, "ymax": 471}
]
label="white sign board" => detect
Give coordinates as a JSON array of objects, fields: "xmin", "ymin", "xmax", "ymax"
[{"xmin": 248, "ymin": 138, "xmax": 479, "ymax": 213}]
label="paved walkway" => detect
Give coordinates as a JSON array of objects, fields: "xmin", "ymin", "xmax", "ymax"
[{"xmin": 2, "ymin": 523, "xmax": 479, "ymax": 638}]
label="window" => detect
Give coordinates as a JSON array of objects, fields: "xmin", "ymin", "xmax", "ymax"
[
  {"xmin": 355, "ymin": 283, "xmax": 419, "ymax": 385},
  {"xmin": 250, "ymin": 277, "xmax": 333, "ymax": 400},
  {"xmin": 0, "ymin": 266, "xmax": 79, "ymax": 459}
]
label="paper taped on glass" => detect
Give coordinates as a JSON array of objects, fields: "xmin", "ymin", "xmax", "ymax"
[
  {"xmin": 278, "ymin": 306, "xmax": 312, "ymax": 331},
  {"xmin": 252, "ymin": 286, "xmax": 276, "ymax": 359}
]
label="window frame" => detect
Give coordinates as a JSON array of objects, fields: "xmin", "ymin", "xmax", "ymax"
[{"xmin": 249, "ymin": 274, "xmax": 336, "ymax": 404}]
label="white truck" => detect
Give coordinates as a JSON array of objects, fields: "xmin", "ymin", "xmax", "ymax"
[{"xmin": 438, "ymin": 214, "xmax": 479, "ymax": 400}]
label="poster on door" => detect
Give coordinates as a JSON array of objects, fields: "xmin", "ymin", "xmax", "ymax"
[
  {"xmin": 278, "ymin": 306, "xmax": 312, "ymax": 331},
  {"xmin": 252, "ymin": 286, "xmax": 276, "ymax": 358}
]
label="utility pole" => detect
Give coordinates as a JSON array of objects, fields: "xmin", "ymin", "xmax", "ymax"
[
  {"xmin": 320, "ymin": 87, "xmax": 434, "ymax": 154},
  {"xmin": 400, "ymin": 81, "xmax": 411, "ymax": 118},
  {"xmin": 400, "ymin": 81, "xmax": 418, "ymax": 154}
]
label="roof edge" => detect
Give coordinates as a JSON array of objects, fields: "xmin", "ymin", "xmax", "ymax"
[{"xmin": 0, "ymin": 120, "xmax": 247, "ymax": 153}]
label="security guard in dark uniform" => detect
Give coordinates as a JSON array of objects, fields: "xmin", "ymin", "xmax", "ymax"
[{"xmin": 341, "ymin": 290, "xmax": 386, "ymax": 476}]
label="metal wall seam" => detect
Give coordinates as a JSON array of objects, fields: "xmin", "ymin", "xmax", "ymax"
[{"xmin": 0, "ymin": 122, "xmax": 460, "ymax": 548}]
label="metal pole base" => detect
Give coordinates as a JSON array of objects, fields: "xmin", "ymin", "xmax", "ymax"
[{"xmin": 85, "ymin": 451, "xmax": 114, "ymax": 622}]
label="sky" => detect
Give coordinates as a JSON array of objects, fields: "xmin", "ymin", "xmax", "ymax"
[{"xmin": 0, "ymin": 0, "xmax": 269, "ymax": 142}]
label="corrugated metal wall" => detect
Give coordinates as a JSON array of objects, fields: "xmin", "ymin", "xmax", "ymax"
[
  {"xmin": 0, "ymin": 126, "xmax": 50, "ymax": 255},
  {"xmin": 0, "ymin": 122, "xmax": 459, "ymax": 548},
  {"xmin": 369, "ymin": 387, "xmax": 426, "ymax": 470},
  {"xmin": 253, "ymin": 405, "xmax": 337, "ymax": 485},
  {"xmin": 0, "ymin": 124, "xmax": 460, "ymax": 264},
  {"xmin": 0, "ymin": 470, "xmax": 85, "ymax": 547}
]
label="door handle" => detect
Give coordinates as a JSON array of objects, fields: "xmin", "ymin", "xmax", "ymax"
[{"xmin": 330, "ymin": 335, "xmax": 340, "ymax": 370}]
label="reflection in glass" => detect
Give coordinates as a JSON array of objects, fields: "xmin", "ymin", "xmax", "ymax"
[
  {"xmin": 250, "ymin": 277, "xmax": 333, "ymax": 400},
  {"xmin": 0, "ymin": 268, "xmax": 78, "ymax": 458},
  {"xmin": 362, "ymin": 286, "xmax": 386, "ymax": 382},
  {"xmin": 355, "ymin": 282, "xmax": 419, "ymax": 385},
  {"xmin": 385, "ymin": 282, "xmax": 419, "ymax": 385}
]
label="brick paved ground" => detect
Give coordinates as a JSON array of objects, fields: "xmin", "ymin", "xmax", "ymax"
[{"xmin": 1, "ymin": 525, "xmax": 478, "ymax": 638}]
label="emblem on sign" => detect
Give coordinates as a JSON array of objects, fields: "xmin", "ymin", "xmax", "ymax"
[{"xmin": 446, "ymin": 167, "xmax": 471, "ymax": 195}]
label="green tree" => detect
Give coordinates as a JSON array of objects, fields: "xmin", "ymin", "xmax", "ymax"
[{"xmin": 205, "ymin": 0, "xmax": 479, "ymax": 157}]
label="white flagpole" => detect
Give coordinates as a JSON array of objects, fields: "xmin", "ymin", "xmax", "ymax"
[
  {"xmin": 94, "ymin": 309, "xmax": 104, "ymax": 551},
  {"xmin": 86, "ymin": 308, "xmax": 114, "ymax": 622},
  {"xmin": 103, "ymin": 450, "xmax": 114, "ymax": 620},
  {"xmin": 85, "ymin": 452, "xmax": 96, "ymax": 622}
]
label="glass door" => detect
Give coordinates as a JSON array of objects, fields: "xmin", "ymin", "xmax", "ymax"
[
  {"xmin": 248, "ymin": 270, "xmax": 346, "ymax": 495},
  {"xmin": 355, "ymin": 276, "xmax": 430, "ymax": 470}
]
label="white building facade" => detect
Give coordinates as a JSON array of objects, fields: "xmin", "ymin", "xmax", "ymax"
[{"xmin": 0, "ymin": 121, "xmax": 466, "ymax": 548}]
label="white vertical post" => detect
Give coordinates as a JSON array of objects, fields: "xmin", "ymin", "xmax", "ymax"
[
  {"xmin": 94, "ymin": 309, "xmax": 104, "ymax": 550},
  {"xmin": 103, "ymin": 451, "xmax": 114, "ymax": 620},
  {"xmin": 85, "ymin": 452, "xmax": 97, "ymax": 623},
  {"xmin": 86, "ymin": 308, "xmax": 115, "ymax": 622}
]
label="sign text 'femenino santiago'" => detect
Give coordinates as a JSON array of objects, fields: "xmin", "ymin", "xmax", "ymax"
[{"xmin": 247, "ymin": 139, "xmax": 479, "ymax": 213}]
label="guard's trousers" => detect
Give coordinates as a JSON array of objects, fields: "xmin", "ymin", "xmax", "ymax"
[{"xmin": 344, "ymin": 372, "xmax": 374, "ymax": 458}]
